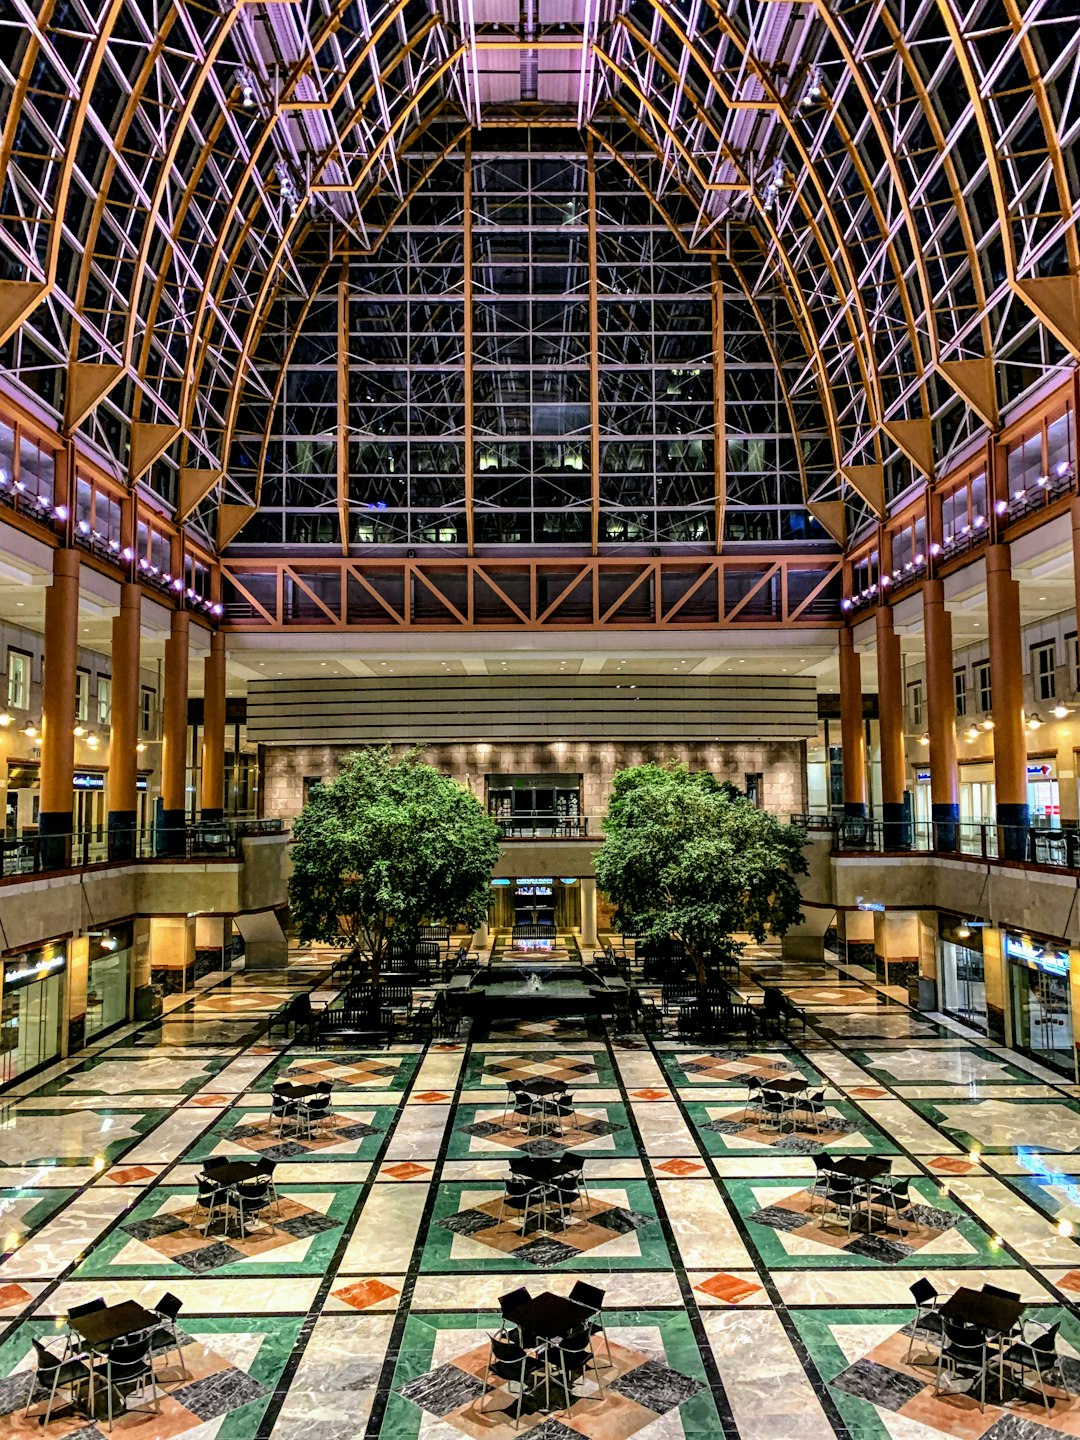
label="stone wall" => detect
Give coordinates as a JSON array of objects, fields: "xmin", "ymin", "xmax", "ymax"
[{"xmin": 260, "ymin": 738, "xmax": 808, "ymax": 825}]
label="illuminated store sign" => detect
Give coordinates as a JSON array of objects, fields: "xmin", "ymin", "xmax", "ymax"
[
  {"xmin": 1005, "ymin": 932, "xmax": 1069, "ymax": 976},
  {"xmin": 3, "ymin": 945, "xmax": 66, "ymax": 989}
]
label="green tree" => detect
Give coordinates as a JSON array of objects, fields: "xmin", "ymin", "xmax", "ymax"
[
  {"xmin": 594, "ymin": 762, "xmax": 807, "ymax": 982},
  {"xmin": 288, "ymin": 747, "xmax": 501, "ymax": 977}
]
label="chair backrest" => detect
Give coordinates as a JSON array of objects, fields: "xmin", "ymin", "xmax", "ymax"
[
  {"xmin": 499, "ymin": 1287, "xmax": 531, "ymax": 1318},
  {"xmin": 155, "ymin": 1292, "xmax": 183, "ymax": 1321},
  {"xmin": 255, "ymin": 1158, "xmax": 277, "ymax": 1176},
  {"xmin": 198, "ymin": 1174, "xmax": 222, "ymax": 1201},
  {"xmin": 981, "ymin": 1284, "xmax": 1020, "ymax": 1301},
  {"xmin": 237, "ymin": 1179, "xmax": 272, "ymax": 1203},
  {"xmin": 32, "ymin": 1339, "xmax": 59, "ymax": 1372},
  {"xmin": 812, "ymin": 1154, "xmax": 833, "ymax": 1172},
  {"xmin": 909, "ymin": 1277, "xmax": 937, "ymax": 1306},
  {"xmin": 68, "ymin": 1298, "xmax": 106, "ymax": 1320},
  {"xmin": 490, "ymin": 1335, "xmax": 526, "ymax": 1365},
  {"xmin": 568, "ymin": 1280, "xmax": 605, "ymax": 1312},
  {"xmin": 1030, "ymin": 1321, "xmax": 1061, "ymax": 1357},
  {"xmin": 304, "ymin": 1094, "xmax": 331, "ymax": 1115},
  {"xmin": 942, "ymin": 1317, "xmax": 986, "ymax": 1357},
  {"xmin": 107, "ymin": 1336, "xmax": 151, "ymax": 1370}
]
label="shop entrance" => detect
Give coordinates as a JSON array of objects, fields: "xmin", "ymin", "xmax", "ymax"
[
  {"xmin": 1007, "ymin": 933, "xmax": 1074, "ymax": 1076},
  {"xmin": 0, "ymin": 944, "xmax": 66, "ymax": 1087}
]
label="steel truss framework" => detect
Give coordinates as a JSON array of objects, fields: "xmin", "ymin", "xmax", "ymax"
[{"xmin": 1, "ymin": 0, "xmax": 1078, "ymax": 567}]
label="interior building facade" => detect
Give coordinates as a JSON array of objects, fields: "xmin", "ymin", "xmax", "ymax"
[{"xmin": 1, "ymin": 2, "xmax": 1080, "ymax": 1437}]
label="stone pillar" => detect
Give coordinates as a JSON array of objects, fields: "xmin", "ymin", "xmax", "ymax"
[
  {"xmin": 579, "ymin": 876, "xmax": 598, "ymax": 949},
  {"xmin": 923, "ymin": 579, "xmax": 959, "ymax": 851},
  {"xmin": 195, "ymin": 915, "xmax": 228, "ymax": 980},
  {"xmin": 838, "ymin": 627, "xmax": 867, "ymax": 817},
  {"xmin": 876, "ymin": 604, "xmax": 909, "ymax": 847},
  {"xmin": 985, "ymin": 544, "xmax": 1029, "ymax": 860},
  {"xmin": 160, "ymin": 608, "xmax": 189, "ymax": 855},
  {"xmin": 149, "ymin": 915, "xmax": 196, "ymax": 995},
  {"xmin": 982, "ymin": 927, "xmax": 1009, "ymax": 1045},
  {"xmin": 108, "ymin": 582, "xmax": 141, "ymax": 859},
  {"xmin": 201, "ymin": 630, "xmax": 226, "ymax": 822},
  {"xmin": 472, "ymin": 918, "xmax": 490, "ymax": 951},
  {"xmin": 872, "ymin": 911, "xmax": 920, "ymax": 994},
  {"xmin": 40, "ymin": 548, "xmax": 80, "ymax": 866}
]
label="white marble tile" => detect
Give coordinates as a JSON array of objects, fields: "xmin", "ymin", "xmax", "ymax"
[
  {"xmin": 340, "ymin": 1180, "xmax": 428, "ymax": 1271},
  {"xmin": 407, "ymin": 1270, "xmax": 685, "ymax": 1311},
  {"xmin": 269, "ymin": 1314, "xmax": 395, "ymax": 1440},
  {"xmin": 704, "ymin": 1309, "xmax": 835, "ymax": 1440},
  {"xmin": 656, "ymin": 1178, "xmax": 753, "ymax": 1268},
  {"xmin": 0, "ymin": 1188, "xmax": 134, "ymax": 1278},
  {"xmin": 772, "ymin": 1267, "xmax": 1053, "ymax": 1306},
  {"xmin": 383, "ymin": 1105, "xmax": 451, "ymax": 1160},
  {"xmin": 855, "ymin": 1100, "xmax": 962, "ymax": 1153},
  {"xmin": 119, "ymin": 1107, "xmax": 219, "ymax": 1163},
  {"xmin": 946, "ymin": 1175, "xmax": 1080, "ymax": 1264},
  {"xmin": 631, "ymin": 1102, "xmax": 700, "ymax": 1156},
  {"xmin": 46, "ymin": 1275, "xmax": 322, "ymax": 1315}
]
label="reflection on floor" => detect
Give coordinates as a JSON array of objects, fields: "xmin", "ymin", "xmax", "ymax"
[{"xmin": 0, "ymin": 945, "xmax": 1079, "ymax": 1439}]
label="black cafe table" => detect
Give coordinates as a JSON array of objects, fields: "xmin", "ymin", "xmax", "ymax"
[
  {"xmin": 761, "ymin": 1077, "xmax": 809, "ymax": 1096},
  {"xmin": 518, "ymin": 1078, "xmax": 567, "ymax": 1098},
  {"xmin": 68, "ymin": 1300, "xmax": 162, "ymax": 1421},
  {"xmin": 203, "ymin": 1159, "xmax": 263, "ymax": 1186},
  {"xmin": 68, "ymin": 1300, "xmax": 159, "ymax": 1351},
  {"xmin": 504, "ymin": 1290, "xmax": 595, "ymax": 1409},
  {"xmin": 273, "ymin": 1081, "xmax": 327, "ymax": 1101},
  {"xmin": 510, "ymin": 1154, "xmax": 582, "ymax": 1183},
  {"xmin": 825, "ymin": 1156, "xmax": 892, "ymax": 1184},
  {"xmin": 939, "ymin": 1287, "xmax": 1027, "ymax": 1395}
]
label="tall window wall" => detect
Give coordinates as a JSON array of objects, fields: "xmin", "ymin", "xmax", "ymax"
[{"xmin": 236, "ymin": 131, "xmax": 827, "ymax": 552}]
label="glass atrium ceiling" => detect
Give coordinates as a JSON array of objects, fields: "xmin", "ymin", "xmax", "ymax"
[{"xmin": 1, "ymin": 0, "xmax": 1076, "ymax": 555}]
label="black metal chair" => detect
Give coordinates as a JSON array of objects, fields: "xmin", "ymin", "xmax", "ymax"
[
  {"xmin": 499, "ymin": 1177, "xmax": 548, "ymax": 1232},
  {"xmin": 480, "ymin": 1334, "xmax": 541, "ymax": 1428},
  {"xmin": 934, "ymin": 1317, "xmax": 990, "ymax": 1412},
  {"xmin": 568, "ymin": 1281, "xmax": 613, "ymax": 1369},
  {"xmin": 231, "ymin": 1176, "xmax": 276, "ymax": 1235},
  {"xmin": 905, "ymin": 1278, "xmax": 942, "ymax": 1362},
  {"xmin": 868, "ymin": 1176, "xmax": 913, "ymax": 1233},
  {"xmin": 758, "ymin": 1089, "xmax": 794, "ymax": 1132},
  {"xmin": 818, "ymin": 1173, "xmax": 864, "ymax": 1231},
  {"xmin": 298, "ymin": 1092, "xmax": 332, "ymax": 1139},
  {"xmin": 549, "ymin": 1327, "xmax": 606, "ymax": 1413},
  {"xmin": 795, "ymin": 1089, "xmax": 829, "ymax": 1133},
  {"xmin": 1002, "ymin": 1319, "xmax": 1069, "ymax": 1413},
  {"xmin": 92, "ymin": 1333, "xmax": 160, "ymax": 1431},
  {"xmin": 148, "ymin": 1292, "xmax": 187, "ymax": 1377},
  {"xmin": 24, "ymin": 1339, "xmax": 92, "ymax": 1427},
  {"xmin": 498, "ymin": 1287, "xmax": 531, "ymax": 1337},
  {"xmin": 195, "ymin": 1173, "xmax": 227, "ymax": 1234}
]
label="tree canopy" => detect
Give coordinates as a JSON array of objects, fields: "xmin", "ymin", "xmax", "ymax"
[
  {"xmin": 288, "ymin": 747, "xmax": 501, "ymax": 974},
  {"xmin": 593, "ymin": 762, "xmax": 807, "ymax": 980}
]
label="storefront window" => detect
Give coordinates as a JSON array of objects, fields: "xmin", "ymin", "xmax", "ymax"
[
  {"xmin": 938, "ymin": 916, "xmax": 987, "ymax": 1032},
  {"xmin": 1006, "ymin": 932, "xmax": 1074, "ymax": 1076},
  {"xmin": 85, "ymin": 924, "xmax": 132, "ymax": 1041},
  {"xmin": 0, "ymin": 942, "xmax": 65, "ymax": 1086}
]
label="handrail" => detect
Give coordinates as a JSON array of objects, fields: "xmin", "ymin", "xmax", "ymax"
[
  {"xmin": 792, "ymin": 814, "xmax": 1080, "ymax": 871},
  {"xmin": 0, "ymin": 818, "xmax": 286, "ymax": 878}
]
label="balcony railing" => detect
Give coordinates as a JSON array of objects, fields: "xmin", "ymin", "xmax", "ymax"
[
  {"xmin": 0, "ymin": 818, "xmax": 286, "ymax": 878},
  {"xmin": 795, "ymin": 813, "xmax": 1080, "ymax": 870},
  {"xmin": 494, "ymin": 813, "xmax": 593, "ymax": 839}
]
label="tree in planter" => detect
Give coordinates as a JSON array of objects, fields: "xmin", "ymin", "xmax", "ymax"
[
  {"xmin": 593, "ymin": 762, "xmax": 807, "ymax": 983},
  {"xmin": 289, "ymin": 747, "xmax": 501, "ymax": 978}
]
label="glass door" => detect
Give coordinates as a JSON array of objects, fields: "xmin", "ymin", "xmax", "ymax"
[
  {"xmin": 0, "ymin": 971, "xmax": 64, "ymax": 1087},
  {"xmin": 1010, "ymin": 960, "xmax": 1073, "ymax": 1073}
]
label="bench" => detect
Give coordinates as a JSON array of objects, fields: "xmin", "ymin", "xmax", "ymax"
[
  {"xmin": 316, "ymin": 1004, "xmax": 393, "ymax": 1049},
  {"xmin": 267, "ymin": 992, "xmax": 319, "ymax": 1042},
  {"xmin": 676, "ymin": 999, "xmax": 758, "ymax": 1043},
  {"xmin": 761, "ymin": 987, "xmax": 807, "ymax": 1035}
]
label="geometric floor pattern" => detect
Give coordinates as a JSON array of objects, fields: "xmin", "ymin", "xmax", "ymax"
[{"xmin": 2, "ymin": 951, "xmax": 1080, "ymax": 1440}]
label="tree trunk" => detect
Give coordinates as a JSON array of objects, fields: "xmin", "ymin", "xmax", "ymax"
[{"xmin": 683, "ymin": 939, "xmax": 706, "ymax": 987}]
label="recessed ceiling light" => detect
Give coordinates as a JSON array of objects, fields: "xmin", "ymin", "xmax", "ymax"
[{"xmin": 1039, "ymin": 595, "xmax": 1047, "ymax": 601}]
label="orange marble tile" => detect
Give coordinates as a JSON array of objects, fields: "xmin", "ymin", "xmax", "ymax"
[
  {"xmin": 106, "ymin": 1166, "xmax": 156, "ymax": 1185},
  {"xmin": 0, "ymin": 1283, "xmax": 32, "ymax": 1310},
  {"xmin": 383, "ymin": 1162, "xmax": 429, "ymax": 1179},
  {"xmin": 415, "ymin": 1091, "xmax": 450, "ymax": 1103},
  {"xmin": 656, "ymin": 1159, "xmax": 704, "ymax": 1176},
  {"xmin": 694, "ymin": 1272, "xmax": 762, "ymax": 1303},
  {"xmin": 930, "ymin": 1156, "xmax": 976, "ymax": 1175},
  {"xmin": 333, "ymin": 1278, "xmax": 399, "ymax": 1310}
]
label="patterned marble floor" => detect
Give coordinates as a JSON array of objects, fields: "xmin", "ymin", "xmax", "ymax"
[{"xmin": 0, "ymin": 950, "xmax": 1079, "ymax": 1440}]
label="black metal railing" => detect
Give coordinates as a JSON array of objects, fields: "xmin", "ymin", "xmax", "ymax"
[
  {"xmin": 0, "ymin": 818, "xmax": 287, "ymax": 879},
  {"xmin": 493, "ymin": 813, "xmax": 592, "ymax": 839},
  {"xmin": 795, "ymin": 813, "xmax": 1080, "ymax": 870}
]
